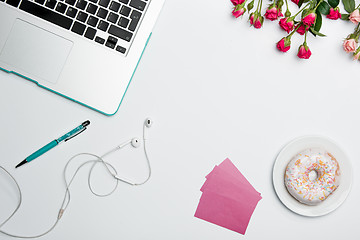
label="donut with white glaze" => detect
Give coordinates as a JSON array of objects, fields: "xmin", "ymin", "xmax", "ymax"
[{"xmin": 284, "ymin": 148, "xmax": 340, "ymax": 205}]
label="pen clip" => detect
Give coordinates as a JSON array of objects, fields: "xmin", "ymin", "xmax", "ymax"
[{"xmin": 64, "ymin": 128, "xmax": 87, "ymax": 142}]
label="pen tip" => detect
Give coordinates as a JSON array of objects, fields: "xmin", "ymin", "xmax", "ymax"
[
  {"xmin": 15, "ymin": 160, "xmax": 27, "ymax": 168},
  {"xmin": 82, "ymin": 120, "xmax": 90, "ymax": 127}
]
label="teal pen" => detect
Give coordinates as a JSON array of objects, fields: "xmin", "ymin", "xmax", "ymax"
[{"xmin": 15, "ymin": 120, "xmax": 90, "ymax": 168}]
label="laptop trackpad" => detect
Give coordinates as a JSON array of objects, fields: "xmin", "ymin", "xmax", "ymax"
[{"xmin": 0, "ymin": 19, "xmax": 73, "ymax": 84}]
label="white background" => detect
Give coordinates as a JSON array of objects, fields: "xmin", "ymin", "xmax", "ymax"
[{"xmin": 0, "ymin": 0, "xmax": 360, "ymax": 239}]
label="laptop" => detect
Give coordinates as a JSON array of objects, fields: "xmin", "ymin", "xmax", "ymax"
[{"xmin": 0, "ymin": 0, "xmax": 164, "ymax": 115}]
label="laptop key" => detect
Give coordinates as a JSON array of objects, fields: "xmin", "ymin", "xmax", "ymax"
[
  {"xmin": 95, "ymin": 36, "xmax": 105, "ymax": 44},
  {"xmin": 119, "ymin": 0, "xmax": 128, "ymax": 3},
  {"xmin": 128, "ymin": 10, "xmax": 141, "ymax": 31},
  {"xmin": 105, "ymin": 36, "xmax": 117, "ymax": 49},
  {"xmin": 115, "ymin": 45, "xmax": 126, "ymax": 53},
  {"xmin": 66, "ymin": 6, "xmax": 77, "ymax": 18},
  {"xmin": 35, "ymin": 0, "xmax": 46, "ymax": 4},
  {"xmin": 65, "ymin": 0, "xmax": 75, "ymax": 5},
  {"xmin": 129, "ymin": 0, "xmax": 145, "ymax": 11},
  {"xmin": 76, "ymin": 11, "xmax": 88, "ymax": 22},
  {"xmin": 108, "ymin": 24, "xmax": 132, "ymax": 42},
  {"xmin": 96, "ymin": 7, "xmax": 108, "ymax": 19},
  {"xmin": 97, "ymin": 20, "xmax": 109, "ymax": 31},
  {"xmin": 19, "ymin": 0, "xmax": 73, "ymax": 30},
  {"xmin": 86, "ymin": 3, "xmax": 97, "ymax": 14},
  {"xmin": 119, "ymin": 6, "xmax": 130, "ymax": 17},
  {"xmin": 6, "ymin": 0, "xmax": 21, "ymax": 7},
  {"xmin": 84, "ymin": 27, "xmax": 96, "ymax": 40},
  {"xmin": 75, "ymin": 0, "xmax": 87, "ymax": 10},
  {"xmin": 107, "ymin": 12, "xmax": 119, "ymax": 24},
  {"xmin": 87, "ymin": 15, "xmax": 98, "ymax": 27},
  {"xmin": 71, "ymin": 21, "xmax": 86, "ymax": 35},
  {"xmin": 98, "ymin": 0, "xmax": 109, "ymax": 8},
  {"xmin": 45, "ymin": 0, "xmax": 57, "ymax": 9},
  {"xmin": 55, "ymin": 2, "xmax": 67, "ymax": 13},
  {"xmin": 109, "ymin": 1, "xmax": 120, "ymax": 12},
  {"xmin": 118, "ymin": 17, "xmax": 129, "ymax": 28}
]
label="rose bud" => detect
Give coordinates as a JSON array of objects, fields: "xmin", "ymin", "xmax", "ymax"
[
  {"xmin": 279, "ymin": 17, "xmax": 294, "ymax": 33},
  {"xmin": 297, "ymin": 44, "xmax": 312, "ymax": 59},
  {"xmin": 232, "ymin": 4, "xmax": 246, "ymax": 18},
  {"xmin": 265, "ymin": 6, "xmax": 279, "ymax": 21},
  {"xmin": 276, "ymin": 37, "xmax": 291, "ymax": 52},
  {"xmin": 249, "ymin": 12, "xmax": 255, "ymax": 25},
  {"xmin": 254, "ymin": 16, "xmax": 264, "ymax": 29},
  {"xmin": 231, "ymin": 0, "xmax": 245, "ymax": 6},
  {"xmin": 302, "ymin": 12, "xmax": 316, "ymax": 26},
  {"xmin": 349, "ymin": 9, "xmax": 360, "ymax": 24},
  {"xmin": 296, "ymin": 24, "xmax": 310, "ymax": 35},
  {"xmin": 277, "ymin": 8, "xmax": 284, "ymax": 18},
  {"xmin": 291, "ymin": 0, "xmax": 299, "ymax": 4},
  {"xmin": 326, "ymin": 7, "xmax": 341, "ymax": 20},
  {"xmin": 343, "ymin": 38, "xmax": 357, "ymax": 53}
]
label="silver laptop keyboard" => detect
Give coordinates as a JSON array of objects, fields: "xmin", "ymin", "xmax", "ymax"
[{"xmin": 1, "ymin": 0, "xmax": 149, "ymax": 54}]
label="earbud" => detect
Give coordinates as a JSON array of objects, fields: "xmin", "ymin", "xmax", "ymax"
[
  {"xmin": 131, "ymin": 138, "xmax": 141, "ymax": 148},
  {"xmin": 145, "ymin": 118, "xmax": 152, "ymax": 128}
]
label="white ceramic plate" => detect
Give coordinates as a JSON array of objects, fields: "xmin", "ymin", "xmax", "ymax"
[{"xmin": 272, "ymin": 136, "xmax": 352, "ymax": 217}]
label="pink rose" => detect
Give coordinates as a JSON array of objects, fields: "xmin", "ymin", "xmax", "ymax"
[
  {"xmin": 231, "ymin": 0, "xmax": 245, "ymax": 5},
  {"xmin": 297, "ymin": 44, "xmax": 312, "ymax": 59},
  {"xmin": 327, "ymin": 7, "xmax": 341, "ymax": 20},
  {"xmin": 291, "ymin": 0, "xmax": 299, "ymax": 4},
  {"xmin": 279, "ymin": 17, "xmax": 294, "ymax": 33},
  {"xmin": 232, "ymin": 5, "xmax": 246, "ymax": 18},
  {"xmin": 278, "ymin": 9, "xmax": 283, "ymax": 18},
  {"xmin": 343, "ymin": 39, "xmax": 357, "ymax": 53},
  {"xmin": 249, "ymin": 13, "xmax": 255, "ymax": 25},
  {"xmin": 296, "ymin": 24, "xmax": 310, "ymax": 35},
  {"xmin": 349, "ymin": 9, "xmax": 360, "ymax": 24},
  {"xmin": 254, "ymin": 16, "xmax": 263, "ymax": 29},
  {"xmin": 302, "ymin": 12, "xmax": 316, "ymax": 26},
  {"xmin": 276, "ymin": 37, "xmax": 291, "ymax": 52},
  {"xmin": 265, "ymin": 6, "xmax": 279, "ymax": 21}
]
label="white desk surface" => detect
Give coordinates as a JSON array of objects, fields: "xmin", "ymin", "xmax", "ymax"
[{"xmin": 0, "ymin": 0, "xmax": 359, "ymax": 239}]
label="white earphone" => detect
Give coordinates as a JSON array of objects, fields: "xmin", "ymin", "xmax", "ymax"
[
  {"xmin": 0, "ymin": 117, "xmax": 153, "ymax": 239},
  {"xmin": 102, "ymin": 118, "xmax": 153, "ymax": 185}
]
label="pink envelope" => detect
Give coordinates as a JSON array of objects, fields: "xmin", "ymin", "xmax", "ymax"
[
  {"xmin": 201, "ymin": 168, "xmax": 262, "ymax": 203},
  {"xmin": 195, "ymin": 191, "xmax": 259, "ymax": 235},
  {"xmin": 206, "ymin": 158, "xmax": 260, "ymax": 196}
]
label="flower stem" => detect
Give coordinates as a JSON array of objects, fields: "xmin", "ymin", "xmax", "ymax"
[
  {"xmin": 259, "ymin": 0, "xmax": 263, "ymax": 12},
  {"xmin": 314, "ymin": 0, "xmax": 323, "ymax": 10},
  {"xmin": 256, "ymin": 0, "xmax": 261, "ymax": 12},
  {"xmin": 288, "ymin": 23, "xmax": 302, "ymax": 37},
  {"xmin": 285, "ymin": 0, "xmax": 289, "ymax": 12},
  {"xmin": 293, "ymin": 2, "xmax": 311, "ymax": 18},
  {"xmin": 304, "ymin": 30, "xmax": 308, "ymax": 43}
]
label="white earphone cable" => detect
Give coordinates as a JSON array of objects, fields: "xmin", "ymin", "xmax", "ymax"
[{"xmin": 0, "ymin": 120, "xmax": 152, "ymax": 238}]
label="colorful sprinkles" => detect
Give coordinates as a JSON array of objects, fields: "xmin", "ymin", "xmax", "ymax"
[{"xmin": 284, "ymin": 148, "xmax": 341, "ymax": 206}]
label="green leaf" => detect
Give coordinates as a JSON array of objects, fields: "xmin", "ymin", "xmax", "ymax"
[
  {"xmin": 310, "ymin": 27, "xmax": 327, "ymax": 37},
  {"xmin": 298, "ymin": 0, "xmax": 305, "ymax": 8},
  {"xmin": 314, "ymin": 10, "xmax": 322, "ymax": 32},
  {"xmin": 317, "ymin": 1, "xmax": 331, "ymax": 15},
  {"xmin": 328, "ymin": 0, "xmax": 340, "ymax": 8},
  {"xmin": 302, "ymin": 9, "xmax": 310, "ymax": 18},
  {"xmin": 343, "ymin": 0, "xmax": 355, "ymax": 13},
  {"xmin": 298, "ymin": 0, "xmax": 310, "ymax": 8},
  {"xmin": 341, "ymin": 13, "xmax": 350, "ymax": 19},
  {"xmin": 247, "ymin": 0, "xmax": 254, "ymax": 11}
]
